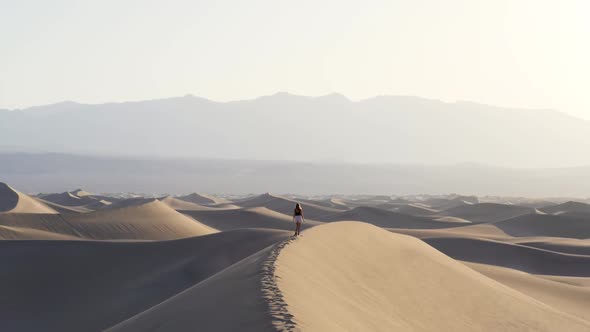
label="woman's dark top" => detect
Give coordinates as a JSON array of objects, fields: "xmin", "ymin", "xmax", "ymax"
[{"xmin": 294, "ymin": 209, "xmax": 302, "ymax": 216}]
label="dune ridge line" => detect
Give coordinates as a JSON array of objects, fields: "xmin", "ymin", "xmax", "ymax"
[{"xmin": 261, "ymin": 236, "xmax": 299, "ymax": 331}]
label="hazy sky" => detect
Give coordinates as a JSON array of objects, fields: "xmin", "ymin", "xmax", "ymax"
[{"xmin": 1, "ymin": 1, "xmax": 589, "ymax": 119}]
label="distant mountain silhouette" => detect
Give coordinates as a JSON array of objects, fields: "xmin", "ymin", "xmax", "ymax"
[{"xmin": 1, "ymin": 93, "xmax": 590, "ymax": 167}]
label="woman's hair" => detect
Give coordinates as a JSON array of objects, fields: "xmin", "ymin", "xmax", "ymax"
[{"xmin": 295, "ymin": 203, "xmax": 302, "ymax": 212}]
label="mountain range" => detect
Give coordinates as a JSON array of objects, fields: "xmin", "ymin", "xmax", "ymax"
[{"xmin": 2, "ymin": 92, "xmax": 590, "ymax": 167}]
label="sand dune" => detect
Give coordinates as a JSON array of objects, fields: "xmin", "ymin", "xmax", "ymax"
[
  {"xmin": 433, "ymin": 216, "xmax": 472, "ymax": 223},
  {"xmin": 392, "ymin": 223, "xmax": 514, "ymax": 242},
  {"xmin": 423, "ymin": 195, "xmax": 478, "ymax": 210},
  {"xmin": 0, "ymin": 213, "xmax": 83, "ymax": 239},
  {"xmin": 326, "ymin": 196, "xmax": 399, "ymax": 209},
  {"xmin": 318, "ymin": 206, "xmax": 466, "ymax": 229},
  {"xmin": 538, "ymin": 275, "xmax": 590, "ymax": 288},
  {"xmin": 109, "ymin": 222, "xmax": 590, "ymax": 331},
  {"xmin": 298, "ymin": 197, "xmax": 351, "ymax": 210},
  {"xmin": 394, "ymin": 213, "xmax": 590, "ymax": 245},
  {"xmin": 70, "ymin": 188, "xmax": 93, "ymax": 197},
  {"xmin": 273, "ymin": 222, "xmax": 589, "ymax": 331},
  {"xmin": 0, "ymin": 229, "xmax": 290, "ymax": 332},
  {"xmin": 212, "ymin": 203, "xmax": 242, "ymax": 209},
  {"xmin": 3, "ymin": 185, "xmax": 590, "ymax": 331},
  {"xmin": 510, "ymin": 237, "xmax": 590, "ymax": 255},
  {"xmin": 38, "ymin": 191, "xmax": 94, "ymax": 206},
  {"xmin": 0, "ymin": 199, "xmax": 216, "ymax": 240},
  {"xmin": 176, "ymin": 192, "xmax": 230, "ymax": 205},
  {"xmin": 559, "ymin": 211, "xmax": 590, "ymax": 219},
  {"xmin": 424, "ymin": 237, "xmax": 590, "ymax": 276},
  {"xmin": 372, "ymin": 202, "xmax": 406, "ymax": 210},
  {"xmin": 0, "ymin": 224, "xmax": 80, "ymax": 240},
  {"xmin": 466, "ymin": 262, "xmax": 590, "ymax": 322},
  {"xmin": 395, "ymin": 203, "xmax": 438, "ymax": 215},
  {"xmin": 107, "ymin": 242, "xmax": 281, "ymax": 332},
  {"xmin": 511, "ymin": 199, "xmax": 557, "ymax": 209},
  {"xmin": 0, "ymin": 183, "xmax": 58, "ymax": 214},
  {"xmin": 39, "ymin": 191, "xmax": 84, "ymax": 205},
  {"xmin": 100, "ymin": 197, "xmax": 158, "ymax": 210},
  {"xmin": 38, "ymin": 189, "xmax": 113, "ymax": 211},
  {"xmin": 63, "ymin": 200, "xmax": 217, "ymax": 240},
  {"xmin": 233, "ymin": 193, "xmax": 343, "ymax": 219},
  {"xmin": 34, "ymin": 198, "xmax": 92, "ymax": 214},
  {"xmin": 158, "ymin": 196, "xmax": 223, "ymax": 211},
  {"xmin": 437, "ymin": 202, "xmax": 535, "ymax": 223},
  {"xmin": 182, "ymin": 206, "xmax": 322, "ymax": 231},
  {"xmin": 494, "ymin": 214, "xmax": 590, "ymax": 239},
  {"xmin": 540, "ymin": 201, "xmax": 590, "ymax": 215}
]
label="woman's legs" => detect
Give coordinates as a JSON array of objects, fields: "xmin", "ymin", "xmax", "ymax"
[{"xmin": 295, "ymin": 222, "xmax": 301, "ymax": 236}]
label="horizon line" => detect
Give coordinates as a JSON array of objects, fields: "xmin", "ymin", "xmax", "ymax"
[
  {"xmin": 2, "ymin": 91, "xmax": 559, "ymax": 114},
  {"xmin": 3, "ymin": 150, "xmax": 590, "ymax": 170}
]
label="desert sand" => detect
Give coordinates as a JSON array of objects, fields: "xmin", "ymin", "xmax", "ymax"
[
  {"xmin": 539, "ymin": 201, "xmax": 590, "ymax": 215},
  {"xmin": 1, "ymin": 182, "xmax": 589, "ymax": 331},
  {"xmin": 435, "ymin": 202, "xmax": 536, "ymax": 223},
  {"xmin": 158, "ymin": 195, "xmax": 225, "ymax": 211},
  {"xmin": 0, "ymin": 229, "xmax": 290, "ymax": 331},
  {"xmin": 0, "ymin": 183, "xmax": 58, "ymax": 214},
  {"xmin": 275, "ymin": 222, "xmax": 590, "ymax": 331},
  {"xmin": 234, "ymin": 193, "xmax": 344, "ymax": 219},
  {"xmin": 175, "ymin": 192, "xmax": 231, "ymax": 205},
  {"xmin": 181, "ymin": 206, "xmax": 323, "ymax": 231},
  {"xmin": 0, "ymin": 192, "xmax": 216, "ymax": 240}
]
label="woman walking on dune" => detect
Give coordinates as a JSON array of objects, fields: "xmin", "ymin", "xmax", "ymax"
[{"xmin": 293, "ymin": 203, "xmax": 304, "ymax": 236}]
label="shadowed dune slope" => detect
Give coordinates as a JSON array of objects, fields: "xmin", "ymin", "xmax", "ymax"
[
  {"xmin": 493, "ymin": 214, "xmax": 590, "ymax": 239},
  {"xmin": 0, "ymin": 223, "xmax": 80, "ymax": 240},
  {"xmin": 422, "ymin": 196, "xmax": 478, "ymax": 210},
  {"xmin": 0, "ymin": 229, "xmax": 290, "ymax": 332},
  {"xmin": 0, "ymin": 214, "xmax": 83, "ymax": 239},
  {"xmin": 158, "ymin": 196, "xmax": 223, "ymax": 211},
  {"xmin": 515, "ymin": 199, "xmax": 557, "ymax": 209},
  {"xmin": 274, "ymin": 222, "xmax": 590, "ymax": 331},
  {"xmin": 69, "ymin": 188, "xmax": 93, "ymax": 197},
  {"xmin": 392, "ymin": 224, "xmax": 515, "ymax": 242},
  {"xmin": 182, "ymin": 207, "xmax": 322, "ymax": 231},
  {"xmin": 233, "ymin": 193, "xmax": 343, "ymax": 219},
  {"xmin": 176, "ymin": 193, "xmax": 230, "ymax": 205},
  {"xmin": 213, "ymin": 203, "xmax": 242, "ymax": 209},
  {"xmin": 107, "ymin": 242, "xmax": 288, "ymax": 332},
  {"xmin": 539, "ymin": 275, "xmax": 590, "ymax": 288},
  {"xmin": 317, "ymin": 206, "xmax": 466, "ymax": 229},
  {"xmin": 37, "ymin": 191, "xmax": 83, "ymax": 206},
  {"xmin": 510, "ymin": 238, "xmax": 590, "ymax": 255},
  {"xmin": 99, "ymin": 197, "xmax": 157, "ymax": 210},
  {"xmin": 327, "ymin": 196, "xmax": 399, "ymax": 209},
  {"xmin": 423, "ymin": 237, "xmax": 590, "ymax": 276},
  {"xmin": 38, "ymin": 191, "xmax": 94, "ymax": 206},
  {"xmin": 437, "ymin": 203, "xmax": 535, "ymax": 223},
  {"xmin": 298, "ymin": 197, "xmax": 351, "ymax": 210},
  {"xmin": 559, "ymin": 211, "xmax": 590, "ymax": 219},
  {"xmin": 539, "ymin": 201, "xmax": 590, "ymax": 215},
  {"xmin": 433, "ymin": 216, "xmax": 472, "ymax": 223},
  {"xmin": 466, "ymin": 262, "xmax": 590, "ymax": 322},
  {"xmin": 37, "ymin": 190, "xmax": 113, "ymax": 212},
  {"xmin": 0, "ymin": 183, "xmax": 58, "ymax": 214},
  {"xmin": 34, "ymin": 198, "xmax": 92, "ymax": 214},
  {"xmin": 395, "ymin": 203, "xmax": 438, "ymax": 215}
]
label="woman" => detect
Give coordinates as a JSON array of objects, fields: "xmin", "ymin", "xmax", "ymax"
[{"xmin": 293, "ymin": 203, "xmax": 304, "ymax": 236}]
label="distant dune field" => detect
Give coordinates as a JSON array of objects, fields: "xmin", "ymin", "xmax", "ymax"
[{"xmin": 1, "ymin": 182, "xmax": 589, "ymax": 331}]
